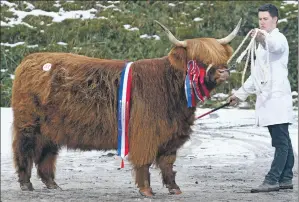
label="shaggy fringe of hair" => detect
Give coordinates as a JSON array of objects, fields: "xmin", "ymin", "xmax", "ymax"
[{"xmin": 186, "ymin": 38, "xmax": 233, "ymax": 65}]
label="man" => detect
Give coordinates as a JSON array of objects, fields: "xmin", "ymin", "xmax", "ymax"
[{"xmin": 227, "ymin": 4, "xmax": 294, "ymax": 193}]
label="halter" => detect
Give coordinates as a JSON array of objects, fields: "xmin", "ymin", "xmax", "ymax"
[{"xmin": 185, "ymin": 60, "xmax": 211, "ymax": 107}]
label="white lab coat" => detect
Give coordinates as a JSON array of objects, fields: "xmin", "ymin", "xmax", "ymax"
[{"xmin": 234, "ymin": 28, "xmax": 293, "ymax": 127}]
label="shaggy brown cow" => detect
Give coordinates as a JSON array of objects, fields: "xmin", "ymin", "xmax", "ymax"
[{"xmin": 12, "ymin": 19, "xmax": 241, "ymax": 197}]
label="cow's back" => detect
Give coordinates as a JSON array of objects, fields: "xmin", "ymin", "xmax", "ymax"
[{"xmin": 12, "ymin": 52, "xmax": 126, "ymax": 149}]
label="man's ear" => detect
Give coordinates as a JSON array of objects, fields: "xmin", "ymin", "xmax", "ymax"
[{"xmin": 273, "ymin": 16, "xmax": 278, "ymax": 24}]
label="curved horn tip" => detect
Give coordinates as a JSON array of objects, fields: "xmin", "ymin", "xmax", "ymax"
[
  {"xmin": 154, "ymin": 20, "xmax": 164, "ymax": 28},
  {"xmin": 217, "ymin": 18, "xmax": 242, "ymax": 44},
  {"xmin": 237, "ymin": 18, "xmax": 242, "ymax": 27},
  {"xmin": 154, "ymin": 20, "xmax": 187, "ymax": 47},
  {"xmin": 235, "ymin": 18, "xmax": 242, "ymax": 31}
]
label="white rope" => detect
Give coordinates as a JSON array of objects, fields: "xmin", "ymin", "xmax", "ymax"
[
  {"xmin": 227, "ymin": 28, "xmax": 270, "ymax": 94},
  {"xmin": 227, "ymin": 31, "xmax": 251, "ymax": 65}
]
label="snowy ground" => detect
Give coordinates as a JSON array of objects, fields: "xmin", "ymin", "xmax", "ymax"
[{"xmin": 1, "ymin": 107, "xmax": 298, "ymax": 202}]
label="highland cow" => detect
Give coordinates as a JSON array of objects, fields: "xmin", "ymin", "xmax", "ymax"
[{"xmin": 12, "ymin": 19, "xmax": 241, "ymax": 197}]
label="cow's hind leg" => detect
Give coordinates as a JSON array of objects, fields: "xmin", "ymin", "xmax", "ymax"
[
  {"xmin": 34, "ymin": 139, "xmax": 61, "ymax": 190},
  {"xmin": 13, "ymin": 127, "xmax": 35, "ymax": 191},
  {"xmin": 134, "ymin": 164, "xmax": 154, "ymax": 197},
  {"xmin": 156, "ymin": 152, "xmax": 182, "ymax": 195}
]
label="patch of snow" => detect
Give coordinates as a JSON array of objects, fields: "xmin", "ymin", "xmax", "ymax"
[
  {"xmin": 278, "ymin": 18, "xmax": 287, "ymax": 23},
  {"xmin": 152, "ymin": 35, "xmax": 160, "ymax": 40},
  {"xmin": 212, "ymin": 93, "xmax": 228, "ymax": 100},
  {"xmin": 53, "ymin": 1, "xmax": 61, "ymax": 8},
  {"xmin": 140, "ymin": 34, "xmax": 149, "ymax": 39},
  {"xmin": 123, "ymin": 24, "xmax": 131, "ymax": 29},
  {"xmin": 238, "ymin": 101, "xmax": 251, "ymax": 109},
  {"xmin": 57, "ymin": 42, "xmax": 67, "ymax": 46},
  {"xmin": 124, "ymin": 24, "xmax": 139, "ymax": 31},
  {"xmin": 0, "ymin": 1, "xmax": 17, "ymax": 8},
  {"xmin": 193, "ymin": 17, "xmax": 203, "ymax": 22},
  {"xmin": 140, "ymin": 34, "xmax": 160, "ymax": 40},
  {"xmin": 23, "ymin": 1, "xmax": 35, "ymax": 10},
  {"xmin": 292, "ymin": 91, "xmax": 298, "ymax": 97},
  {"xmin": 113, "ymin": 8, "xmax": 121, "ymax": 12},
  {"xmin": 98, "ymin": 16, "xmax": 108, "ymax": 20},
  {"xmin": 129, "ymin": 27, "xmax": 139, "ymax": 31},
  {"xmin": 1, "ymin": 5, "xmax": 104, "ymax": 28},
  {"xmin": 108, "ymin": 1, "xmax": 120, "ymax": 4},
  {"xmin": 1, "ymin": 42, "xmax": 25, "ymax": 47},
  {"xmin": 283, "ymin": 0, "xmax": 298, "ymax": 4},
  {"xmin": 27, "ymin": 44, "xmax": 39, "ymax": 48}
]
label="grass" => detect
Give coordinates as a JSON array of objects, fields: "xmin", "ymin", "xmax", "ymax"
[{"xmin": 0, "ymin": 0, "xmax": 297, "ymax": 107}]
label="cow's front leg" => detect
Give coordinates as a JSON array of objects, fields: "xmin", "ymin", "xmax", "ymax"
[
  {"xmin": 134, "ymin": 164, "xmax": 154, "ymax": 197},
  {"xmin": 156, "ymin": 152, "xmax": 182, "ymax": 195}
]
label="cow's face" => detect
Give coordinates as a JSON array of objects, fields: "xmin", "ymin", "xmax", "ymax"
[
  {"xmin": 186, "ymin": 37, "xmax": 234, "ymax": 90},
  {"xmin": 156, "ymin": 19, "xmax": 242, "ymax": 91},
  {"xmin": 204, "ymin": 63, "xmax": 230, "ymax": 90}
]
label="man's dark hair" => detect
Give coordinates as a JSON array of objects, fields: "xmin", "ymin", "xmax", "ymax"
[{"xmin": 258, "ymin": 4, "xmax": 279, "ymax": 20}]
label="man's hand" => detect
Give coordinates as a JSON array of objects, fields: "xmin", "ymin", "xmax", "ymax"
[
  {"xmin": 251, "ymin": 29, "xmax": 266, "ymax": 47},
  {"xmin": 227, "ymin": 95, "xmax": 240, "ymax": 106}
]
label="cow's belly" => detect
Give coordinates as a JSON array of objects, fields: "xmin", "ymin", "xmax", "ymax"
[{"xmin": 39, "ymin": 112, "xmax": 118, "ymax": 151}]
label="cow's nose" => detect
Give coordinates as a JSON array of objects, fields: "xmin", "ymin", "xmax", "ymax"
[{"xmin": 217, "ymin": 69, "xmax": 230, "ymax": 81}]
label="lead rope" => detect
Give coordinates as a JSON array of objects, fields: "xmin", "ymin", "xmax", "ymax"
[{"xmin": 227, "ymin": 28, "xmax": 270, "ymax": 94}]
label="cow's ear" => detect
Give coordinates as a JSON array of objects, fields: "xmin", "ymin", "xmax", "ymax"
[{"xmin": 168, "ymin": 46, "xmax": 187, "ymax": 71}]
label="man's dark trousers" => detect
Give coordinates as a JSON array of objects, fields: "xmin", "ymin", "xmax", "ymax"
[{"xmin": 264, "ymin": 123, "xmax": 294, "ymax": 184}]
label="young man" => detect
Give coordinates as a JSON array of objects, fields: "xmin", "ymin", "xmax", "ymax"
[{"xmin": 227, "ymin": 4, "xmax": 294, "ymax": 193}]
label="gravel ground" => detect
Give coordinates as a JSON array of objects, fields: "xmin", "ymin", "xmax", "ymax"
[{"xmin": 1, "ymin": 109, "xmax": 298, "ymax": 202}]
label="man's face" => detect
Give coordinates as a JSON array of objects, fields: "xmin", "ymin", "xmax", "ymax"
[{"xmin": 258, "ymin": 11, "xmax": 277, "ymax": 33}]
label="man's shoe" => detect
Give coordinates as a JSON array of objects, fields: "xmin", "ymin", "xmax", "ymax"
[
  {"xmin": 251, "ymin": 182, "xmax": 280, "ymax": 193},
  {"xmin": 279, "ymin": 181, "xmax": 293, "ymax": 189}
]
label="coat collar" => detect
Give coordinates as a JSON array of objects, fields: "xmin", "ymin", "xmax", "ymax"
[{"xmin": 269, "ymin": 28, "xmax": 279, "ymax": 35}]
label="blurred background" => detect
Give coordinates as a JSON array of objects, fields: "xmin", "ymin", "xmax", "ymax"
[{"xmin": 1, "ymin": 0, "xmax": 298, "ymax": 108}]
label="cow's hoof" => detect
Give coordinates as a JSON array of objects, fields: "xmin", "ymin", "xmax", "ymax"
[
  {"xmin": 45, "ymin": 182, "xmax": 62, "ymax": 190},
  {"xmin": 42, "ymin": 179, "xmax": 62, "ymax": 190},
  {"xmin": 139, "ymin": 188, "xmax": 155, "ymax": 197},
  {"xmin": 20, "ymin": 182, "xmax": 34, "ymax": 191},
  {"xmin": 168, "ymin": 188, "xmax": 182, "ymax": 195},
  {"xmin": 47, "ymin": 184, "xmax": 62, "ymax": 190}
]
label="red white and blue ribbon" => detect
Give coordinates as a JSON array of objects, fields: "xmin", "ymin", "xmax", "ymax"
[
  {"xmin": 185, "ymin": 61, "xmax": 196, "ymax": 107},
  {"xmin": 117, "ymin": 62, "xmax": 133, "ymax": 168},
  {"xmin": 184, "ymin": 60, "xmax": 210, "ymax": 107}
]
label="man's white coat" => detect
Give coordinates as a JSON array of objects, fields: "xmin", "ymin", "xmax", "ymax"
[{"xmin": 234, "ymin": 28, "xmax": 293, "ymax": 126}]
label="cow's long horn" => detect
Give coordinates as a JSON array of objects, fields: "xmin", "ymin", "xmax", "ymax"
[
  {"xmin": 217, "ymin": 18, "xmax": 242, "ymax": 44},
  {"xmin": 155, "ymin": 20, "xmax": 187, "ymax": 47}
]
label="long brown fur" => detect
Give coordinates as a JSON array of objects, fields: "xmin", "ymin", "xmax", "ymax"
[{"xmin": 12, "ymin": 36, "xmax": 233, "ymax": 194}]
